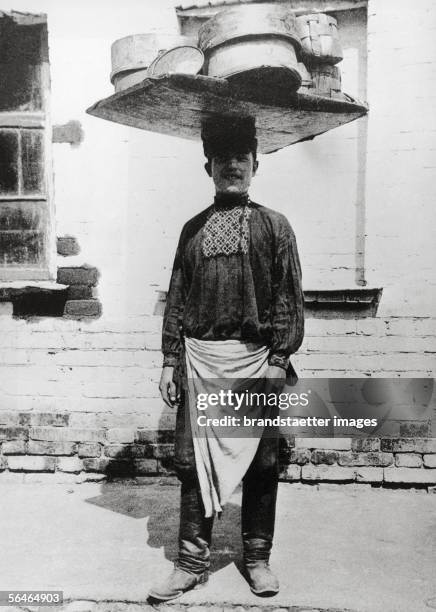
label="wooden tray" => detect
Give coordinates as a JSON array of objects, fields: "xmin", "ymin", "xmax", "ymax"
[{"xmin": 86, "ymin": 73, "xmax": 368, "ymax": 154}]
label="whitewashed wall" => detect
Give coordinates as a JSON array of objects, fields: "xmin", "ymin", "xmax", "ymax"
[
  {"xmin": 0, "ymin": 0, "xmax": 435, "ymax": 433},
  {"xmin": 365, "ymin": 0, "xmax": 436, "ymax": 318}
]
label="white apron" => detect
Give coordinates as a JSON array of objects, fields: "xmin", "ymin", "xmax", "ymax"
[{"xmin": 184, "ymin": 337, "xmax": 271, "ymax": 517}]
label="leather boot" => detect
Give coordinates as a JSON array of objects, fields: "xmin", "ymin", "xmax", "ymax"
[
  {"xmin": 177, "ymin": 481, "xmax": 213, "ymax": 574},
  {"xmin": 149, "ymin": 474, "xmax": 212, "ymax": 602},
  {"xmin": 148, "ymin": 565, "xmax": 208, "ymax": 602},
  {"xmin": 242, "ymin": 537, "xmax": 279, "ymax": 596},
  {"xmin": 241, "ymin": 436, "xmax": 280, "ymax": 596},
  {"xmin": 244, "ymin": 560, "xmax": 279, "ymax": 596}
]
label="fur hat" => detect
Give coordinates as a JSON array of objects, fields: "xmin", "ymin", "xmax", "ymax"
[{"xmin": 201, "ymin": 116, "xmax": 257, "ymax": 159}]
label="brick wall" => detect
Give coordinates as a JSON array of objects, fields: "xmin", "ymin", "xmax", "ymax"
[
  {"xmin": 2, "ymin": 421, "xmax": 436, "ymax": 488},
  {"xmin": 1, "ymin": 314, "xmax": 435, "ymax": 486},
  {"xmin": 0, "ymin": 0, "xmax": 435, "ymax": 485}
]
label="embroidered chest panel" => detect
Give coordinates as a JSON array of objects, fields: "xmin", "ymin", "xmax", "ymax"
[{"xmin": 202, "ymin": 206, "xmax": 252, "ymax": 257}]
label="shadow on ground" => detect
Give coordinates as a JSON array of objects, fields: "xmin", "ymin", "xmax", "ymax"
[
  {"xmin": 81, "ymin": 403, "xmax": 292, "ymax": 577},
  {"xmin": 84, "ymin": 480, "xmax": 243, "ymax": 574}
]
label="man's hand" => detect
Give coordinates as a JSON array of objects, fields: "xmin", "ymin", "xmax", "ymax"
[
  {"xmin": 265, "ymin": 365, "xmax": 287, "ymax": 394},
  {"xmin": 160, "ymin": 366, "xmax": 179, "ymax": 408}
]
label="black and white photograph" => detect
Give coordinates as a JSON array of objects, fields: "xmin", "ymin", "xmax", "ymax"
[{"xmin": 0, "ymin": 1, "xmax": 435, "ymax": 611}]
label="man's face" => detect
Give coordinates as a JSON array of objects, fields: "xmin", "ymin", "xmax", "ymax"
[{"xmin": 207, "ymin": 151, "xmax": 258, "ymax": 194}]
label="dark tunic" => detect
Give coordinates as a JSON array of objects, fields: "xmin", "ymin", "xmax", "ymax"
[{"xmin": 162, "ymin": 194, "xmax": 305, "ymax": 370}]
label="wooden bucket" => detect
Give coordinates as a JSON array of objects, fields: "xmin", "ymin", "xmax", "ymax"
[
  {"xmin": 110, "ymin": 34, "xmax": 192, "ymax": 83},
  {"xmin": 296, "ymin": 13, "xmax": 343, "ymax": 65},
  {"xmin": 198, "ymin": 4, "xmax": 301, "ymax": 52},
  {"xmin": 311, "ymin": 65, "xmax": 341, "ymax": 97},
  {"xmin": 300, "ymin": 64, "xmax": 342, "ymax": 98},
  {"xmin": 205, "ymin": 37, "xmax": 301, "ymax": 91},
  {"xmin": 148, "ymin": 46, "xmax": 204, "ymax": 77},
  {"xmin": 199, "ymin": 5, "xmax": 302, "ymax": 92}
]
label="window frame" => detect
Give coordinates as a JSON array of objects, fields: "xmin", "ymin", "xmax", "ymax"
[{"xmin": 0, "ymin": 11, "xmax": 55, "ymax": 282}]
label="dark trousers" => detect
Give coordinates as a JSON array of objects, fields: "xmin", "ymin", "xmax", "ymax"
[{"xmin": 173, "ymin": 396, "xmax": 279, "ymax": 573}]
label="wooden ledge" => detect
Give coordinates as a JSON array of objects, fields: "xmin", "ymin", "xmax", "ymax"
[
  {"xmin": 304, "ymin": 288, "xmax": 383, "ymax": 318},
  {"xmin": 154, "ymin": 287, "xmax": 383, "ymax": 318},
  {"xmin": 0, "ymin": 281, "xmax": 67, "ymax": 300}
]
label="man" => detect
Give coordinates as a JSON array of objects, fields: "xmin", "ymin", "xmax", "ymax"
[{"xmin": 149, "ymin": 117, "xmax": 304, "ymax": 602}]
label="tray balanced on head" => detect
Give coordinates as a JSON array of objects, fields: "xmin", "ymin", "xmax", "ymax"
[{"xmin": 86, "ymin": 73, "xmax": 368, "ymax": 154}]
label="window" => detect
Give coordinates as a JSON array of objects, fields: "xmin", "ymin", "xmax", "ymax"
[{"xmin": 0, "ymin": 11, "xmax": 53, "ymax": 281}]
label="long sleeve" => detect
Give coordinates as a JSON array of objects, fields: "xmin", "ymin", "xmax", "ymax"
[
  {"xmin": 161, "ymin": 232, "xmax": 186, "ymax": 368},
  {"xmin": 268, "ymin": 218, "xmax": 305, "ymax": 369}
]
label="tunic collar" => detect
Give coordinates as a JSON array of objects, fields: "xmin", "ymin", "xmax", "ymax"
[{"xmin": 213, "ymin": 192, "xmax": 250, "ymax": 209}]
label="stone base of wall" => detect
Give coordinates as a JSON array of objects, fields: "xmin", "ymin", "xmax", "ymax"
[{"xmin": 1, "ymin": 422, "xmax": 436, "ymax": 489}]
